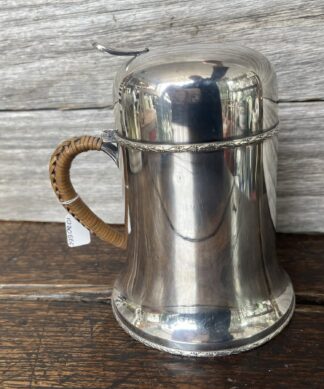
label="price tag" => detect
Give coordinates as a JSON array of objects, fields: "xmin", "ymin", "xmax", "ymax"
[{"xmin": 65, "ymin": 214, "xmax": 91, "ymax": 247}]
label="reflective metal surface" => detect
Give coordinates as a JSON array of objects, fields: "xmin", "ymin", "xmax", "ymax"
[
  {"xmin": 113, "ymin": 44, "xmax": 278, "ymax": 143},
  {"xmin": 112, "ymin": 126, "xmax": 279, "ymax": 152},
  {"xmin": 102, "ymin": 44, "xmax": 294, "ymax": 356},
  {"xmin": 111, "ymin": 137, "xmax": 294, "ymax": 356},
  {"xmin": 92, "ymin": 42, "xmax": 149, "ymax": 57}
]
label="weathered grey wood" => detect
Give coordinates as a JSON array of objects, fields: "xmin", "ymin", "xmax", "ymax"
[
  {"xmin": 1, "ymin": 102, "xmax": 323, "ymax": 232},
  {"xmin": 0, "ymin": 108, "xmax": 124, "ymax": 223},
  {"xmin": 1, "ymin": 0, "xmax": 324, "ymax": 231},
  {"xmin": 277, "ymin": 102, "xmax": 324, "ymax": 232},
  {"xmin": 1, "ymin": 0, "xmax": 324, "ymax": 110}
]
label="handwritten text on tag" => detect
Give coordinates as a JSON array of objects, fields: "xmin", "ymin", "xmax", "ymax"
[{"xmin": 65, "ymin": 214, "xmax": 91, "ymax": 247}]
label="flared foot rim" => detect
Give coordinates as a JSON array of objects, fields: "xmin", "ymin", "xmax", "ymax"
[{"xmin": 111, "ymin": 296, "xmax": 295, "ymax": 357}]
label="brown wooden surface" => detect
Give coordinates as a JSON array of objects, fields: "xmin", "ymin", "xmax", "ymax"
[
  {"xmin": 0, "ymin": 221, "xmax": 323, "ymax": 388},
  {"xmin": 0, "ymin": 302, "xmax": 322, "ymax": 389},
  {"xmin": 0, "ymin": 222, "xmax": 322, "ymax": 303}
]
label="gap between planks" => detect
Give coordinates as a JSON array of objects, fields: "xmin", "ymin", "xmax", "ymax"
[
  {"xmin": 0, "ymin": 285, "xmax": 112, "ymax": 303},
  {"xmin": 0, "ymin": 284, "xmax": 322, "ymax": 306}
]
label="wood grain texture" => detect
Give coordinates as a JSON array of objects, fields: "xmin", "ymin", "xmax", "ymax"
[
  {"xmin": 0, "ymin": 300, "xmax": 322, "ymax": 388},
  {"xmin": 277, "ymin": 102, "xmax": 324, "ymax": 232},
  {"xmin": 0, "ymin": 222, "xmax": 124, "ymax": 293},
  {"xmin": 0, "ymin": 222, "xmax": 322, "ymax": 304},
  {"xmin": 277, "ymin": 233, "xmax": 324, "ymax": 304},
  {"xmin": 1, "ymin": 103, "xmax": 324, "ymax": 232},
  {"xmin": 1, "ymin": 0, "xmax": 324, "ymax": 231},
  {"xmin": 1, "ymin": 0, "xmax": 324, "ymax": 110},
  {"xmin": 0, "ymin": 222, "xmax": 323, "ymax": 388},
  {"xmin": 0, "ymin": 109, "xmax": 123, "ymax": 224}
]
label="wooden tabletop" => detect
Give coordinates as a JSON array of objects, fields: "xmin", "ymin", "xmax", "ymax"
[{"xmin": 0, "ymin": 222, "xmax": 323, "ymax": 388}]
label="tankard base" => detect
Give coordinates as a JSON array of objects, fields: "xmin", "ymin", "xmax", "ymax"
[{"xmin": 111, "ymin": 286, "xmax": 295, "ymax": 357}]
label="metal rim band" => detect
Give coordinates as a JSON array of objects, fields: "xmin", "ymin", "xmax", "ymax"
[
  {"xmin": 111, "ymin": 295, "xmax": 295, "ymax": 357},
  {"xmin": 109, "ymin": 127, "xmax": 279, "ymax": 153}
]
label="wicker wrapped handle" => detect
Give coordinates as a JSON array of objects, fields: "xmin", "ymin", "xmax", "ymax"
[{"xmin": 49, "ymin": 135, "xmax": 127, "ymax": 249}]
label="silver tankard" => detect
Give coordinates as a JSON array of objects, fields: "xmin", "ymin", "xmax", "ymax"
[{"xmin": 49, "ymin": 44, "xmax": 295, "ymax": 356}]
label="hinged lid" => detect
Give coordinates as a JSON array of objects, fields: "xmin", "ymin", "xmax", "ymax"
[{"xmin": 112, "ymin": 44, "xmax": 278, "ymax": 144}]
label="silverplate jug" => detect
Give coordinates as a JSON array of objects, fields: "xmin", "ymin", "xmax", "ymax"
[{"xmin": 49, "ymin": 43, "xmax": 295, "ymax": 356}]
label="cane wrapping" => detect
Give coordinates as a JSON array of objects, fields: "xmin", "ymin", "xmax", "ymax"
[{"xmin": 49, "ymin": 135, "xmax": 126, "ymax": 249}]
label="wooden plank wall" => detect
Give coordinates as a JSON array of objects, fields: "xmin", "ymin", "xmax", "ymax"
[{"xmin": 1, "ymin": 0, "xmax": 323, "ymax": 232}]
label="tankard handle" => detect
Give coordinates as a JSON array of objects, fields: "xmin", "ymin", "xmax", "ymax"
[{"xmin": 49, "ymin": 135, "xmax": 127, "ymax": 249}]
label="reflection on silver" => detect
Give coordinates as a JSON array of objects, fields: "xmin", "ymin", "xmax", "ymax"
[
  {"xmin": 112, "ymin": 295, "xmax": 294, "ymax": 357},
  {"xmin": 113, "ymin": 44, "xmax": 278, "ymax": 143},
  {"xmin": 101, "ymin": 44, "xmax": 294, "ymax": 356},
  {"xmin": 92, "ymin": 42, "xmax": 149, "ymax": 57},
  {"xmin": 107, "ymin": 126, "xmax": 279, "ymax": 152}
]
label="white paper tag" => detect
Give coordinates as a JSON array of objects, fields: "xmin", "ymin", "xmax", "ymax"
[{"xmin": 65, "ymin": 214, "xmax": 91, "ymax": 247}]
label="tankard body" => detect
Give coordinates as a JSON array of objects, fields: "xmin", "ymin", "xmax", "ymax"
[{"xmin": 50, "ymin": 44, "xmax": 295, "ymax": 356}]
